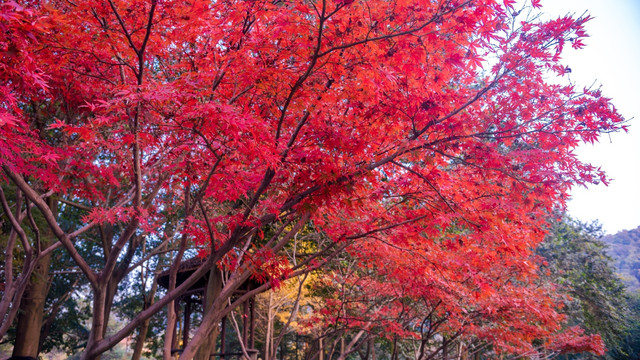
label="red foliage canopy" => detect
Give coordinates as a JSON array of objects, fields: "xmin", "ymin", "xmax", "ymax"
[{"xmin": 0, "ymin": 0, "xmax": 623, "ymax": 357}]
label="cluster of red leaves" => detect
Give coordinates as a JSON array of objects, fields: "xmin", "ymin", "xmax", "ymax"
[
  {"xmin": 550, "ymin": 326, "xmax": 606, "ymax": 356},
  {"xmin": 303, "ymin": 223, "xmax": 605, "ymax": 355}
]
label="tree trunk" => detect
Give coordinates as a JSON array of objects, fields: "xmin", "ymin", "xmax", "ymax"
[
  {"xmin": 83, "ymin": 285, "xmax": 107, "ymax": 360},
  {"xmin": 442, "ymin": 338, "xmax": 448, "ymax": 360},
  {"xmin": 336, "ymin": 330, "xmax": 366, "ymax": 360},
  {"xmin": 370, "ymin": 337, "xmax": 376, "ymax": 360},
  {"xmin": 131, "ymin": 316, "xmax": 152, "ymax": 360},
  {"xmin": 12, "ymin": 198, "xmax": 57, "ymax": 358},
  {"xmin": 194, "ymin": 267, "xmax": 223, "ymax": 360},
  {"xmin": 164, "ymin": 297, "xmax": 178, "ymax": 360},
  {"xmin": 391, "ymin": 335, "xmax": 398, "ymax": 360},
  {"xmin": 101, "ymin": 276, "xmax": 120, "ymax": 337},
  {"xmin": 11, "ymin": 250, "xmax": 52, "ymax": 358},
  {"xmin": 264, "ymin": 291, "xmax": 273, "ymax": 360},
  {"xmin": 131, "ymin": 289, "xmax": 157, "ymax": 360}
]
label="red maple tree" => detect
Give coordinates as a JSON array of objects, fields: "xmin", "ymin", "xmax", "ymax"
[
  {"xmin": 302, "ymin": 230, "xmax": 606, "ymax": 358},
  {"xmin": 0, "ymin": 0, "xmax": 624, "ymax": 358}
]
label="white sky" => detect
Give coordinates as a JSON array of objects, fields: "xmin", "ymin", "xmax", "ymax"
[{"xmin": 540, "ymin": 0, "xmax": 640, "ymax": 234}]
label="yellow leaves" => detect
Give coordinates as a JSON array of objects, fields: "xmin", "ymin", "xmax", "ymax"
[{"xmin": 257, "ymin": 272, "xmax": 321, "ymax": 332}]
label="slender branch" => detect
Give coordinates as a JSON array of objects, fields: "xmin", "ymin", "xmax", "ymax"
[
  {"xmin": 274, "ymin": 0, "xmax": 327, "ymax": 143},
  {"xmin": 0, "ymin": 186, "xmax": 31, "ymax": 254},
  {"xmin": 106, "ymin": 0, "xmax": 140, "ymax": 54},
  {"xmin": 25, "ymin": 198, "xmax": 41, "ymax": 253},
  {"xmin": 390, "ymin": 161, "xmax": 458, "ymax": 214},
  {"xmin": 126, "ymin": 239, "xmax": 174, "ymax": 275},
  {"xmin": 56, "ymin": 197, "xmax": 92, "ymax": 211},
  {"xmin": 228, "ymin": 309, "xmax": 253, "ymax": 359},
  {"xmin": 2, "ymin": 166, "xmax": 98, "ymax": 284},
  {"xmin": 198, "ymin": 197, "xmax": 217, "ymax": 251},
  {"xmin": 272, "ymin": 273, "xmax": 309, "ymax": 353},
  {"xmin": 136, "ymin": 0, "xmax": 157, "ymax": 84},
  {"xmin": 317, "ymin": 1, "xmax": 472, "ymax": 57}
]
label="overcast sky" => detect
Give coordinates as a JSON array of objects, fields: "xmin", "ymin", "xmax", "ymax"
[{"xmin": 539, "ymin": 0, "xmax": 640, "ymax": 234}]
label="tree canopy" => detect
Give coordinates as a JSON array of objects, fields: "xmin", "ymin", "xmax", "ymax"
[{"xmin": 0, "ymin": 0, "xmax": 626, "ymax": 359}]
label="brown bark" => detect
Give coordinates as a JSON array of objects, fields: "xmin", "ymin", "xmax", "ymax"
[
  {"xmin": 194, "ymin": 267, "xmax": 223, "ymax": 360},
  {"xmin": 11, "ymin": 250, "xmax": 52, "ymax": 358},
  {"xmin": 163, "ymin": 183, "xmax": 192, "ymax": 360},
  {"xmin": 264, "ymin": 291, "xmax": 273, "ymax": 360},
  {"xmin": 102, "ymin": 279, "xmax": 118, "ymax": 337},
  {"xmin": 391, "ymin": 335, "xmax": 398, "ymax": 360},
  {"xmin": 131, "ymin": 315, "xmax": 152, "ymax": 360},
  {"xmin": 336, "ymin": 330, "xmax": 366, "ymax": 360},
  {"xmin": 84, "ymin": 286, "xmax": 107, "ymax": 360},
  {"xmin": 370, "ymin": 337, "xmax": 376, "ymax": 360},
  {"xmin": 0, "ymin": 187, "xmax": 35, "ymax": 339},
  {"xmin": 179, "ymin": 266, "xmax": 250, "ymax": 360},
  {"xmin": 131, "ymin": 270, "xmax": 159, "ymax": 360},
  {"xmin": 442, "ymin": 338, "xmax": 448, "ymax": 360},
  {"xmin": 11, "ymin": 197, "xmax": 57, "ymax": 358},
  {"xmin": 163, "ymin": 262, "xmax": 183, "ymax": 359}
]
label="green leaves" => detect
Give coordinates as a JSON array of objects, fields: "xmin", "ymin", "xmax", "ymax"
[{"xmin": 538, "ymin": 216, "xmax": 630, "ymax": 355}]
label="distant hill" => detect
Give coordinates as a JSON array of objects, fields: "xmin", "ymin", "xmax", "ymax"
[{"xmin": 601, "ymin": 226, "xmax": 640, "ymax": 291}]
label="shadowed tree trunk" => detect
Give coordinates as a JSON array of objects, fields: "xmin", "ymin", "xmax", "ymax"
[
  {"xmin": 131, "ymin": 269, "xmax": 160, "ymax": 360},
  {"xmin": 131, "ymin": 316, "xmax": 152, "ymax": 360},
  {"xmin": 370, "ymin": 337, "xmax": 376, "ymax": 360},
  {"xmin": 11, "ymin": 249, "xmax": 52, "ymax": 358},
  {"xmin": 11, "ymin": 198, "xmax": 57, "ymax": 359},
  {"xmin": 194, "ymin": 267, "xmax": 224, "ymax": 360}
]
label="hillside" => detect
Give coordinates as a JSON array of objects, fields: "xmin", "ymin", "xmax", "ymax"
[{"xmin": 602, "ymin": 226, "xmax": 640, "ymax": 291}]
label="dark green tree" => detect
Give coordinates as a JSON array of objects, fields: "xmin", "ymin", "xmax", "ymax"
[{"xmin": 538, "ymin": 216, "xmax": 630, "ymax": 358}]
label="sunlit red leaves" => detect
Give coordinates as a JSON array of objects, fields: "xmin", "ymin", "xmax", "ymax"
[
  {"xmin": 1, "ymin": 0, "xmax": 625, "ymax": 356},
  {"xmin": 550, "ymin": 326, "xmax": 606, "ymax": 356}
]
